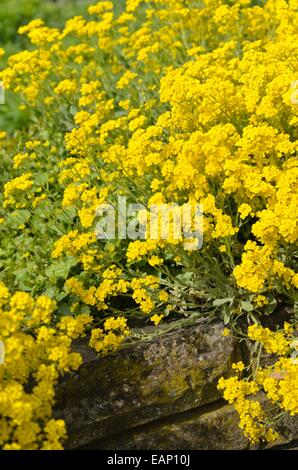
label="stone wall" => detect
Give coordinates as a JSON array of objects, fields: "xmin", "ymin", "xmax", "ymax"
[{"xmin": 54, "ymin": 319, "xmax": 298, "ymax": 450}]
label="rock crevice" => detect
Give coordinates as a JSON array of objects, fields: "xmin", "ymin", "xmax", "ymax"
[{"xmin": 54, "ymin": 319, "xmax": 298, "ymax": 450}]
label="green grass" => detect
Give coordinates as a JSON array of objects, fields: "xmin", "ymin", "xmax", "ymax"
[
  {"xmin": 0, "ymin": 0, "xmax": 94, "ymax": 52},
  {"xmin": 0, "ymin": 0, "xmax": 97, "ymax": 131}
]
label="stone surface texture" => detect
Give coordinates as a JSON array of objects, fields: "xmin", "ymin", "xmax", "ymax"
[{"xmin": 53, "ymin": 318, "xmax": 298, "ymax": 450}]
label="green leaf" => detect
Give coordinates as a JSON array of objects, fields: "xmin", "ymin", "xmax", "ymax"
[
  {"xmin": 241, "ymin": 300, "xmax": 254, "ymax": 312},
  {"xmin": 213, "ymin": 298, "xmax": 233, "ymax": 307},
  {"xmin": 248, "ymin": 312, "xmax": 260, "ymax": 324},
  {"xmin": 6, "ymin": 209, "xmax": 31, "ymax": 228},
  {"xmin": 45, "ymin": 256, "xmax": 77, "ymax": 281},
  {"xmin": 264, "ymin": 298, "xmax": 277, "ymax": 314},
  {"xmin": 56, "ymin": 291, "xmax": 69, "ymax": 301},
  {"xmin": 223, "ymin": 309, "xmax": 232, "ymax": 325},
  {"xmin": 176, "ymin": 271, "xmax": 194, "ymax": 285},
  {"xmin": 77, "ymin": 304, "xmax": 90, "ymax": 315},
  {"xmin": 43, "ymin": 286, "xmax": 59, "ymax": 299}
]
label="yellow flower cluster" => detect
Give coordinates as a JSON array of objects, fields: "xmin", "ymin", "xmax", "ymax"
[
  {"xmin": 219, "ymin": 322, "xmax": 298, "ymax": 444},
  {"xmin": 236, "ymin": 399, "xmax": 279, "ymax": 444},
  {"xmin": 89, "ymin": 316, "xmax": 129, "ymax": 354},
  {"xmin": 248, "ymin": 324, "xmax": 291, "ymax": 355},
  {"xmin": 0, "ymin": 283, "xmax": 92, "ymax": 449},
  {"xmin": 3, "ymin": 173, "xmax": 33, "ymax": 208},
  {"xmin": 131, "ymin": 275, "xmax": 160, "ymax": 313},
  {"xmin": 5, "ymin": 0, "xmax": 292, "ymax": 303},
  {"xmin": 218, "ymin": 374, "xmax": 278, "ymax": 444}
]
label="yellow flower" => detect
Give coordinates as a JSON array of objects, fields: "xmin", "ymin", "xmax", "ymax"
[
  {"xmin": 238, "ymin": 203, "xmax": 253, "ymax": 220},
  {"xmin": 150, "ymin": 314, "xmax": 164, "ymax": 326},
  {"xmin": 117, "ymin": 70, "xmax": 137, "ymax": 89},
  {"xmin": 148, "ymin": 255, "xmax": 163, "ymax": 267},
  {"xmin": 232, "ymin": 361, "xmax": 245, "ymax": 373},
  {"xmin": 222, "ymin": 328, "xmax": 230, "ymax": 337},
  {"xmin": 248, "ymin": 324, "xmax": 290, "ymax": 355},
  {"xmin": 54, "ymin": 79, "xmax": 77, "ymax": 96}
]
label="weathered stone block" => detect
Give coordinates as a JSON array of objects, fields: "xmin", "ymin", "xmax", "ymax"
[
  {"xmin": 55, "ymin": 319, "xmax": 239, "ymax": 448},
  {"xmin": 86, "ymin": 398, "xmax": 298, "ymax": 451}
]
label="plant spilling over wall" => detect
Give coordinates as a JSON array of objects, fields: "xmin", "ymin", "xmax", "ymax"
[
  {"xmin": 0, "ymin": 0, "xmax": 298, "ymax": 449},
  {"xmin": 0, "ymin": 0, "xmax": 95, "ymax": 131},
  {"xmin": 0, "ymin": 282, "xmax": 92, "ymax": 449}
]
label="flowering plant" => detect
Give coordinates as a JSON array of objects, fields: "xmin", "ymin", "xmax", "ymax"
[{"xmin": 0, "ymin": 0, "xmax": 298, "ymax": 448}]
